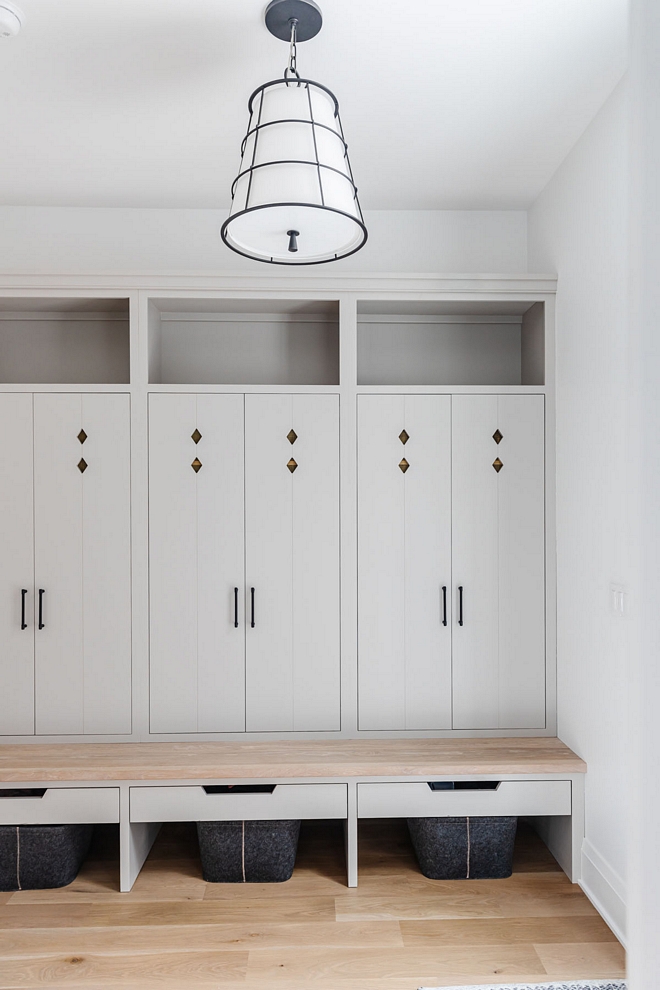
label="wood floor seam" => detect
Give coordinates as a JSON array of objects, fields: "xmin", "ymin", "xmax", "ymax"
[{"xmin": 0, "ymin": 820, "xmax": 625, "ymax": 988}]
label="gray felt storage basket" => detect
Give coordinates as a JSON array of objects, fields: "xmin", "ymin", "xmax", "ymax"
[
  {"xmin": 0, "ymin": 823, "xmax": 94, "ymax": 891},
  {"xmin": 407, "ymin": 816, "xmax": 517, "ymax": 879},
  {"xmin": 197, "ymin": 819, "xmax": 301, "ymax": 883}
]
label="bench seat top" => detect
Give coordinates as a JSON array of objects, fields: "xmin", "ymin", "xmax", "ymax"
[{"xmin": 0, "ymin": 738, "xmax": 586, "ymax": 782}]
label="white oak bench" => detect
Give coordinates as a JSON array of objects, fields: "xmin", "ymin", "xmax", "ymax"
[{"xmin": 0, "ymin": 738, "xmax": 586, "ymax": 891}]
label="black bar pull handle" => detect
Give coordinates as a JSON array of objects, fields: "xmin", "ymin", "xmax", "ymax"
[
  {"xmin": 458, "ymin": 586, "xmax": 463, "ymax": 626},
  {"xmin": 250, "ymin": 587, "xmax": 255, "ymax": 628},
  {"xmin": 441, "ymin": 586, "xmax": 447, "ymax": 627},
  {"xmin": 234, "ymin": 587, "xmax": 239, "ymax": 628},
  {"xmin": 21, "ymin": 589, "xmax": 28, "ymax": 630},
  {"xmin": 38, "ymin": 589, "xmax": 45, "ymax": 630}
]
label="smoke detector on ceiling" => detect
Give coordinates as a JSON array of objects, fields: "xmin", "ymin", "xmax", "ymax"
[{"xmin": 0, "ymin": 2, "xmax": 23, "ymax": 38}]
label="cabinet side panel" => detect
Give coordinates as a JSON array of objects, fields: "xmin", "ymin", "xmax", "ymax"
[
  {"xmin": 404, "ymin": 395, "xmax": 453, "ymax": 729},
  {"xmin": 245, "ymin": 394, "xmax": 294, "ymax": 731},
  {"xmin": 81, "ymin": 394, "xmax": 132, "ymax": 734},
  {"xmin": 148, "ymin": 394, "xmax": 199, "ymax": 732},
  {"xmin": 34, "ymin": 394, "xmax": 84, "ymax": 734},
  {"xmin": 0, "ymin": 394, "xmax": 34, "ymax": 735},
  {"xmin": 521, "ymin": 302, "xmax": 546, "ymax": 386},
  {"xmin": 196, "ymin": 394, "xmax": 246, "ymax": 732},
  {"xmin": 357, "ymin": 395, "xmax": 406, "ymax": 729},
  {"xmin": 498, "ymin": 394, "xmax": 546, "ymax": 727},
  {"xmin": 291, "ymin": 394, "xmax": 341, "ymax": 730},
  {"xmin": 452, "ymin": 394, "xmax": 500, "ymax": 729}
]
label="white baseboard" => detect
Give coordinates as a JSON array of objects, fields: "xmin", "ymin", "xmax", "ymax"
[{"xmin": 580, "ymin": 838, "xmax": 627, "ymax": 945}]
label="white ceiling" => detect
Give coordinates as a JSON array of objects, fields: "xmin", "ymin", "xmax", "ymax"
[{"xmin": 0, "ymin": 0, "xmax": 628, "ymax": 210}]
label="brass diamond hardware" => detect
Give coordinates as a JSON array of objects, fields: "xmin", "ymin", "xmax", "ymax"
[
  {"xmin": 77, "ymin": 458, "xmax": 88, "ymax": 474},
  {"xmin": 287, "ymin": 458, "xmax": 298, "ymax": 473},
  {"xmin": 191, "ymin": 429, "xmax": 202, "ymax": 444},
  {"xmin": 191, "ymin": 458, "xmax": 202, "ymax": 473},
  {"xmin": 399, "ymin": 458, "xmax": 410, "ymax": 474},
  {"xmin": 492, "ymin": 458, "xmax": 503, "ymax": 473},
  {"xmin": 399, "ymin": 430, "xmax": 409, "ymax": 445},
  {"xmin": 77, "ymin": 429, "xmax": 87, "ymax": 445},
  {"xmin": 492, "ymin": 429, "xmax": 503, "ymax": 445},
  {"xmin": 287, "ymin": 429, "xmax": 298, "ymax": 444}
]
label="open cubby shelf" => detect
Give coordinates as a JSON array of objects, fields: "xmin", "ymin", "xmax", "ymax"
[
  {"xmin": 0, "ymin": 298, "xmax": 130, "ymax": 385},
  {"xmin": 0, "ymin": 293, "xmax": 548, "ymax": 390},
  {"xmin": 148, "ymin": 298, "xmax": 340, "ymax": 386},
  {"xmin": 357, "ymin": 300, "xmax": 545, "ymax": 387}
]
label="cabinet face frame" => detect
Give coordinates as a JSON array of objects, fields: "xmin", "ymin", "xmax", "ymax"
[{"xmin": 0, "ymin": 278, "xmax": 556, "ymax": 741}]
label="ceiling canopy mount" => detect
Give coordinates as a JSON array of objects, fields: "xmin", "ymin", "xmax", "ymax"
[{"xmin": 264, "ymin": 0, "xmax": 322, "ymax": 43}]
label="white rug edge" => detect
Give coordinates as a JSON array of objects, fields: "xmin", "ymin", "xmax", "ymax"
[{"xmin": 418, "ymin": 981, "xmax": 627, "ymax": 990}]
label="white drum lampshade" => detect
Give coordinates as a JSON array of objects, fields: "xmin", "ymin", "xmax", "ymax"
[{"xmin": 221, "ymin": 0, "xmax": 367, "ymax": 265}]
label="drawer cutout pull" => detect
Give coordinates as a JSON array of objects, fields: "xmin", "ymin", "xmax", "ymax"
[
  {"xmin": 203, "ymin": 784, "xmax": 276, "ymax": 795},
  {"xmin": 0, "ymin": 788, "xmax": 47, "ymax": 799},
  {"xmin": 428, "ymin": 781, "xmax": 500, "ymax": 791}
]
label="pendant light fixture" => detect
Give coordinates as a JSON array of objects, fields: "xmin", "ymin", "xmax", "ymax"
[
  {"xmin": 0, "ymin": 2, "xmax": 24, "ymax": 38},
  {"xmin": 221, "ymin": 0, "xmax": 367, "ymax": 265}
]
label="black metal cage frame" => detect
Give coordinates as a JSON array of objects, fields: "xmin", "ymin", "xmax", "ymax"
[{"xmin": 221, "ymin": 77, "xmax": 368, "ymax": 265}]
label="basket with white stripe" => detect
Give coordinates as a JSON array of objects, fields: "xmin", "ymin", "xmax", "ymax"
[
  {"xmin": 0, "ymin": 823, "xmax": 93, "ymax": 891},
  {"xmin": 407, "ymin": 815, "xmax": 518, "ymax": 880},
  {"xmin": 196, "ymin": 819, "xmax": 301, "ymax": 883}
]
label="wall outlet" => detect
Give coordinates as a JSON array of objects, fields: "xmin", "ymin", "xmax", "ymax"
[{"xmin": 610, "ymin": 583, "xmax": 628, "ymax": 617}]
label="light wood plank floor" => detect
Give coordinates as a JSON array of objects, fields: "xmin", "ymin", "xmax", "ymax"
[{"xmin": 0, "ymin": 819, "xmax": 624, "ymax": 990}]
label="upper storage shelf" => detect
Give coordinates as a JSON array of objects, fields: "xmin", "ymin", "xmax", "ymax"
[
  {"xmin": 148, "ymin": 298, "xmax": 340, "ymax": 386},
  {"xmin": 357, "ymin": 300, "xmax": 545, "ymax": 387},
  {"xmin": 0, "ymin": 297, "xmax": 130, "ymax": 385}
]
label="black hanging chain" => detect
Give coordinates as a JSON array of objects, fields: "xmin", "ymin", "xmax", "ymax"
[{"xmin": 284, "ymin": 17, "xmax": 301, "ymax": 85}]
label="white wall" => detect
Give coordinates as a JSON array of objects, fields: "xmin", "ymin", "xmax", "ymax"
[
  {"xmin": 0, "ymin": 207, "xmax": 527, "ymax": 276},
  {"xmin": 528, "ymin": 81, "xmax": 630, "ymax": 942},
  {"xmin": 627, "ymin": 0, "xmax": 660, "ymax": 983}
]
